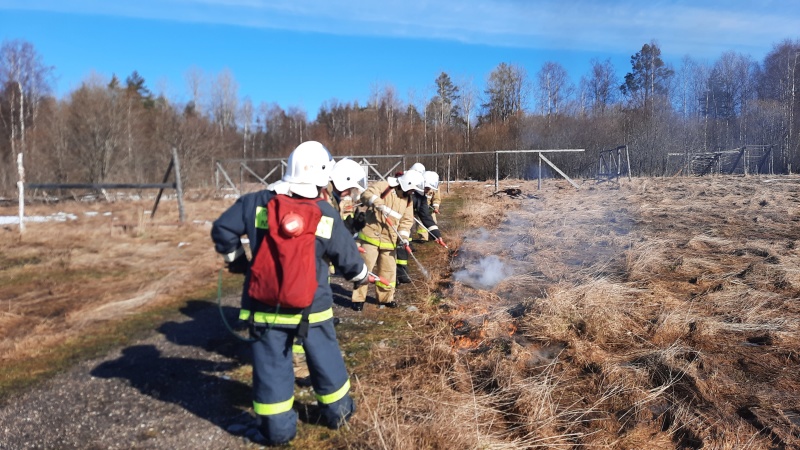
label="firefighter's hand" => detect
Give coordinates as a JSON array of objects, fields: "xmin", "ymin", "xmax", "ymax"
[
  {"xmin": 226, "ymin": 253, "xmax": 249, "ymax": 274},
  {"xmin": 434, "ymin": 208, "xmax": 440, "ymax": 215},
  {"xmin": 435, "ymin": 237, "xmax": 448, "ymax": 249},
  {"xmin": 404, "ymin": 243, "xmax": 413, "ymax": 255}
]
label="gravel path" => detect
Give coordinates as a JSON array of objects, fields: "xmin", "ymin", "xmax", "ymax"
[{"xmin": 0, "ymin": 298, "xmax": 264, "ymax": 450}]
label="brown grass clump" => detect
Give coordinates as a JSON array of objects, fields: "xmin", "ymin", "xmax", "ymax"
[{"xmin": 350, "ymin": 176, "xmax": 800, "ymax": 449}]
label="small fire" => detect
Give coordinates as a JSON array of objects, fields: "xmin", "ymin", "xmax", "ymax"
[{"xmin": 506, "ymin": 323, "xmax": 517, "ymax": 336}]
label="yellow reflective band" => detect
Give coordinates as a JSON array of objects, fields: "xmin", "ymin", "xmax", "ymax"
[
  {"xmin": 255, "ymin": 206, "xmax": 268, "ymax": 229},
  {"xmin": 254, "ymin": 397, "xmax": 294, "ymax": 416},
  {"xmin": 376, "ymin": 280, "xmax": 396, "ymax": 289},
  {"xmin": 316, "ymin": 216, "xmax": 334, "ymax": 239},
  {"xmin": 396, "ymin": 259, "xmax": 408, "ymax": 265},
  {"xmin": 252, "ymin": 308, "xmax": 334, "ymax": 325},
  {"xmin": 292, "ymin": 344, "xmax": 305, "ymax": 354},
  {"xmin": 358, "ymin": 233, "xmax": 396, "ymax": 250},
  {"xmin": 239, "ymin": 309, "xmax": 251, "ymax": 320},
  {"xmin": 316, "ymin": 379, "xmax": 350, "ymax": 405}
]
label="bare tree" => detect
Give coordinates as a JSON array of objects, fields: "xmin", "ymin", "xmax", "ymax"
[
  {"xmin": 585, "ymin": 58, "xmax": 617, "ymax": 115},
  {"xmin": 535, "ymin": 61, "xmax": 572, "ymax": 119},
  {"xmin": 209, "ymin": 68, "xmax": 239, "ymax": 133},
  {"xmin": 0, "ymin": 39, "xmax": 53, "ymax": 190},
  {"xmin": 184, "ymin": 66, "xmax": 205, "ymax": 116},
  {"xmin": 480, "ymin": 62, "xmax": 528, "ymax": 123}
]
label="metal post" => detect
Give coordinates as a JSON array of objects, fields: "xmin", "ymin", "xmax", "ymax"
[
  {"xmin": 495, "ymin": 151, "xmax": 499, "ymax": 190},
  {"xmin": 447, "ymin": 154, "xmax": 451, "ymax": 193},
  {"xmin": 538, "ymin": 153, "xmax": 542, "ymax": 190},
  {"xmin": 172, "ymin": 148, "xmax": 185, "ymax": 223},
  {"xmin": 17, "ymin": 153, "xmax": 25, "ymax": 234}
]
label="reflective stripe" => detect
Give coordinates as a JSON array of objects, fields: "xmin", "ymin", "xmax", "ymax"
[
  {"xmin": 252, "ymin": 308, "xmax": 334, "ymax": 325},
  {"xmin": 358, "ymin": 233, "xmax": 396, "ymax": 250},
  {"xmin": 316, "ymin": 216, "xmax": 334, "ymax": 239},
  {"xmin": 376, "ymin": 279, "xmax": 396, "ymax": 289},
  {"xmin": 316, "ymin": 379, "xmax": 350, "ymax": 405},
  {"xmin": 239, "ymin": 309, "xmax": 251, "ymax": 320},
  {"xmin": 348, "ymin": 264, "xmax": 369, "ymax": 283},
  {"xmin": 396, "ymin": 259, "xmax": 408, "ymax": 265},
  {"xmin": 398, "ymin": 230, "xmax": 410, "ymax": 238},
  {"xmin": 254, "ymin": 397, "xmax": 294, "ymax": 416},
  {"xmin": 368, "ymin": 195, "xmax": 378, "ymax": 205},
  {"xmin": 428, "ymin": 225, "xmax": 439, "ymax": 231},
  {"xmin": 255, "ymin": 206, "xmax": 269, "ymax": 229},
  {"xmin": 292, "ymin": 344, "xmax": 305, "ymax": 354},
  {"xmin": 389, "ymin": 209, "xmax": 402, "ymax": 219}
]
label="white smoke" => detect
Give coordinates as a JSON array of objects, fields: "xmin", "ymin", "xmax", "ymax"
[{"xmin": 454, "ymin": 255, "xmax": 510, "ymax": 289}]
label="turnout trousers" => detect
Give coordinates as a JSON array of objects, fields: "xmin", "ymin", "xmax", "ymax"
[
  {"xmin": 251, "ymin": 319, "xmax": 354, "ymax": 445},
  {"xmin": 351, "ymin": 242, "xmax": 397, "ymax": 305}
]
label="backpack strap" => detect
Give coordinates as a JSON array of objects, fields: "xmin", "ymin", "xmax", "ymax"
[{"xmin": 296, "ymin": 306, "xmax": 312, "ymax": 340}]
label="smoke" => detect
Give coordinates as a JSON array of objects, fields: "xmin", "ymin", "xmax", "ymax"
[{"xmin": 454, "ymin": 254, "xmax": 511, "ymax": 289}]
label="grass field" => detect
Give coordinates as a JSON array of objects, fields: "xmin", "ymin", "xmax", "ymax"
[{"xmin": 2, "ymin": 176, "xmax": 799, "ymax": 449}]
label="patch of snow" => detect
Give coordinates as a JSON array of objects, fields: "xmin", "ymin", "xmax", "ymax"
[{"xmin": 0, "ymin": 212, "xmax": 78, "ymax": 225}]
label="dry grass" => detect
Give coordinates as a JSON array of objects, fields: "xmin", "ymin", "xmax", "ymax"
[
  {"xmin": 4, "ymin": 177, "xmax": 800, "ymax": 449},
  {"xmin": 346, "ymin": 176, "xmax": 800, "ymax": 449}
]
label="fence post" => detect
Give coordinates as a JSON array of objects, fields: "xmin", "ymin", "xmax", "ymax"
[
  {"xmin": 17, "ymin": 153, "xmax": 25, "ymax": 234},
  {"xmin": 172, "ymin": 148, "xmax": 185, "ymax": 223},
  {"xmin": 495, "ymin": 151, "xmax": 499, "ymax": 190},
  {"xmin": 447, "ymin": 154, "xmax": 451, "ymax": 193}
]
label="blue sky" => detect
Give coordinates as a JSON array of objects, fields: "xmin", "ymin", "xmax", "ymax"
[{"xmin": 0, "ymin": 0, "xmax": 797, "ymax": 119}]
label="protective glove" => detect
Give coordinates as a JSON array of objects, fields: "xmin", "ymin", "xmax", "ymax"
[{"xmin": 227, "ymin": 253, "xmax": 249, "ymax": 274}]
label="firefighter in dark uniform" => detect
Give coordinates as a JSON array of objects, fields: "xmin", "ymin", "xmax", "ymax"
[
  {"xmin": 211, "ymin": 141, "xmax": 368, "ymax": 446},
  {"xmin": 395, "ymin": 166, "xmax": 446, "ymax": 284}
]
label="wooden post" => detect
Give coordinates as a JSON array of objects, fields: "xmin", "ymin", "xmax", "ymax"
[
  {"xmin": 17, "ymin": 153, "xmax": 25, "ymax": 234},
  {"xmin": 172, "ymin": 148, "xmax": 185, "ymax": 223},
  {"xmin": 151, "ymin": 156, "xmax": 175, "ymax": 219}
]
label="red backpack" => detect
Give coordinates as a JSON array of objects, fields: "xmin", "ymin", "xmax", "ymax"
[{"xmin": 248, "ymin": 195, "xmax": 321, "ymax": 309}]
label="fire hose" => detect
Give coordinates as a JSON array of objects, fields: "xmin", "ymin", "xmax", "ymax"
[
  {"xmin": 385, "ymin": 217, "xmax": 431, "ymax": 280},
  {"xmin": 413, "ymin": 217, "xmax": 448, "ymax": 248}
]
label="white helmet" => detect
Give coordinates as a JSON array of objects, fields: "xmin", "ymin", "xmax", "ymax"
[
  {"xmin": 394, "ymin": 169, "xmax": 425, "ymax": 194},
  {"xmin": 330, "ymin": 158, "xmax": 367, "ymax": 193},
  {"xmin": 423, "ymin": 171, "xmax": 439, "ymax": 191},
  {"xmin": 282, "ymin": 141, "xmax": 334, "ymax": 198},
  {"xmin": 409, "ymin": 162, "xmax": 426, "ymax": 173}
]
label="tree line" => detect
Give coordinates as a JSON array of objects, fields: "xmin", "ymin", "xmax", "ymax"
[{"xmin": 1, "ymin": 37, "xmax": 799, "ymax": 194}]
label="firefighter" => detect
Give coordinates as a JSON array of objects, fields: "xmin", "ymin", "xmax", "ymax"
[
  {"xmin": 409, "ymin": 162, "xmax": 426, "ymax": 173},
  {"xmin": 211, "ymin": 140, "xmax": 369, "ymax": 446},
  {"xmin": 396, "ymin": 172, "xmax": 446, "ymax": 283},
  {"xmin": 416, "ymin": 171, "xmax": 443, "ymax": 242},
  {"xmin": 351, "ymin": 170, "xmax": 422, "ymax": 310},
  {"xmin": 328, "ymin": 158, "xmax": 368, "ymax": 233}
]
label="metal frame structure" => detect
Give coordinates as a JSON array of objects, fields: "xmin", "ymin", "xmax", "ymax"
[
  {"xmin": 668, "ymin": 145, "xmax": 774, "ymax": 177},
  {"xmin": 23, "ymin": 148, "xmax": 186, "ymax": 223},
  {"xmin": 213, "ymin": 148, "xmax": 586, "ymax": 195},
  {"xmin": 596, "ymin": 145, "xmax": 632, "ymax": 182}
]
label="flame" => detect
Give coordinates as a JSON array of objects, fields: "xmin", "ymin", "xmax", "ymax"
[{"xmin": 507, "ymin": 323, "xmax": 517, "ymax": 336}]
